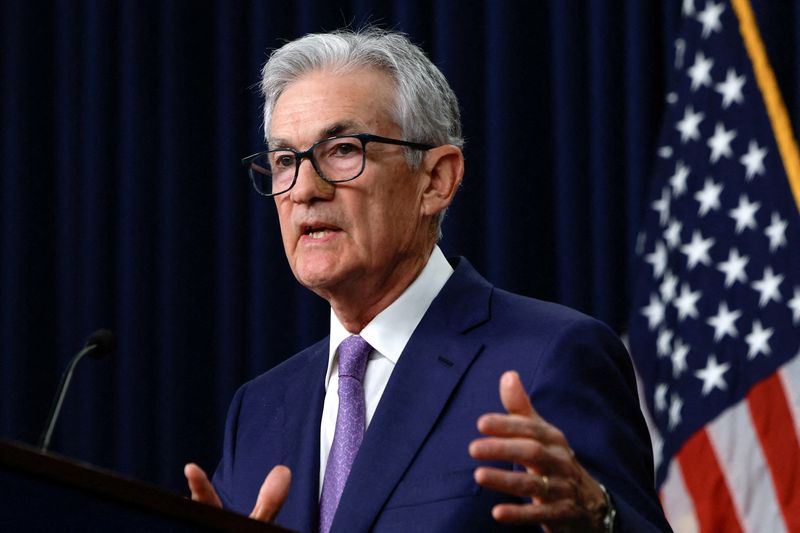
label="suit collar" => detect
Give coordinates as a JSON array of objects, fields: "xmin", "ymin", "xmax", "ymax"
[{"xmin": 330, "ymin": 257, "xmax": 493, "ymax": 532}]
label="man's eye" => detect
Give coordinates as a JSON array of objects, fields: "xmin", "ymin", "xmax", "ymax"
[
  {"xmin": 330, "ymin": 141, "xmax": 360, "ymax": 157},
  {"xmin": 273, "ymin": 154, "xmax": 295, "ymax": 168}
]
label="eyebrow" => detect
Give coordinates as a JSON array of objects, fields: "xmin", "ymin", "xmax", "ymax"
[{"xmin": 268, "ymin": 120, "xmax": 364, "ymax": 149}]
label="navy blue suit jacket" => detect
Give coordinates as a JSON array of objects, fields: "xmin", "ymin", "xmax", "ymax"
[{"xmin": 213, "ymin": 258, "xmax": 671, "ymax": 532}]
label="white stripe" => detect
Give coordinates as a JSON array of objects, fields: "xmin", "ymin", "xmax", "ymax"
[
  {"xmin": 706, "ymin": 400, "xmax": 787, "ymax": 533},
  {"xmin": 660, "ymin": 459, "xmax": 699, "ymax": 533},
  {"xmin": 778, "ymin": 352, "xmax": 800, "ymax": 444}
]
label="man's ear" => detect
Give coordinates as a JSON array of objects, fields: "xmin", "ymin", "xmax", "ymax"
[{"xmin": 420, "ymin": 144, "xmax": 464, "ymax": 217}]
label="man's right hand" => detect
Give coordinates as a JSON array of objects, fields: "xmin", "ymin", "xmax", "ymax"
[{"xmin": 184, "ymin": 463, "xmax": 292, "ymax": 522}]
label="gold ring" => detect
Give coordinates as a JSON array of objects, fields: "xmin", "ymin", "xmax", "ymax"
[{"xmin": 541, "ymin": 475, "xmax": 550, "ymax": 498}]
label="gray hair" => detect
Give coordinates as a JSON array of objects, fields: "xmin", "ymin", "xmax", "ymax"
[{"xmin": 259, "ymin": 28, "xmax": 464, "ymax": 238}]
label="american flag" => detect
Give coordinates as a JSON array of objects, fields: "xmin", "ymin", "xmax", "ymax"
[{"xmin": 627, "ymin": 0, "xmax": 800, "ymax": 531}]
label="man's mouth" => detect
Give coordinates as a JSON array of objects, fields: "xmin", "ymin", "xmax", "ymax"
[{"xmin": 301, "ymin": 224, "xmax": 340, "ymax": 240}]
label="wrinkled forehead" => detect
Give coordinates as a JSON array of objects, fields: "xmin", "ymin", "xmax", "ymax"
[{"xmin": 266, "ymin": 66, "xmax": 400, "ymax": 141}]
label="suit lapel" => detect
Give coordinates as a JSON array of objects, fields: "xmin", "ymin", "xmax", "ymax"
[
  {"xmin": 276, "ymin": 340, "xmax": 328, "ymax": 533},
  {"xmin": 331, "ymin": 258, "xmax": 493, "ymax": 532}
]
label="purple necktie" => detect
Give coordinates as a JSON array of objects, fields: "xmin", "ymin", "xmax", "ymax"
[{"xmin": 319, "ymin": 335, "xmax": 371, "ymax": 533}]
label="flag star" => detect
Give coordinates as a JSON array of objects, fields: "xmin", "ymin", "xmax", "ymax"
[
  {"xmin": 664, "ymin": 219, "xmax": 683, "ymax": 249},
  {"xmin": 676, "ymin": 105, "xmax": 705, "ymax": 143},
  {"xmin": 655, "ymin": 383, "xmax": 669, "ymax": 412},
  {"xmin": 706, "ymin": 301, "xmax": 742, "ymax": 341},
  {"xmin": 636, "ymin": 231, "xmax": 647, "ymax": 256},
  {"xmin": 651, "ymin": 188, "xmax": 671, "ymax": 226},
  {"xmin": 674, "ymin": 283, "xmax": 702, "ymax": 321},
  {"xmin": 788, "ymin": 287, "xmax": 800, "ymax": 324},
  {"xmin": 682, "ymin": 0, "xmax": 695, "ymax": 16},
  {"xmin": 697, "ymin": 1, "xmax": 726, "ymax": 38},
  {"xmin": 666, "ymin": 92, "xmax": 679, "ymax": 104},
  {"xmin": 728, "ymin": 194, "xmax": 760, "ymax": 233},
  {"xmin": 681, "ymin": 230, "xmax": 715, "ymax": 270},
  {"xmin": 657, "ymin": 328, "xmax": 674, "ymax": 357},
  {"xmin": 707, "ymin": 122, "xmax": 737, "ymax": 163},
  {"xmin": 645, "ymin": 241, "xmax": 669, "ymax": 279},
  {"xmin": 717, "ymin": 248, "xmax": 749, "ymax": 287},
  {"xmin": 641, "ymin": 293, "xmax": 666, "ymax": 330},
  {"xmin": 687, "ymin": 52, "xmax": 714, "ymax": 91},
  {"xmin": 671, "ymin": 338, "xmax": 690, "ymax": 378},
  {"xmin": 660, "ymin": 271, "xmax": 679, "ymax": 302},
  {"xmin": 745, "ymin": 320, "xmax": 774, "ymax": 359},
  {"xmin": 739, "ymin": 139, "xmax": 767, "ymax": 180},
  {"xmin": 658, "ymin": 146, "xmax": 674, "ymax": 159},
  {"xmin": 669, "ymin": 393, "xmax": 683, "ymax": 430},
  {"xmin": 714, "ymin": 68, "xmax": 745, "ymax": 108},
  {"xmin": 752, "ymin": 266, "xmax": 784, "ymax": 307},
  {"xmin": 694, "ymin": 354, "xmax": 731, "ymax": 396},
  {"xmin": 694, "ymin": 177, "xmax": 723, "ymax": 216},
  {"xmin": 669, "ymin": 160, "xmax": 691, "ymax": 196},
  {"xmin": 764, "ymin": 212, "xmax": 787, "ymax": 252}
]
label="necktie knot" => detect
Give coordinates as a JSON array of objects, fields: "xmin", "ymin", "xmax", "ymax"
[{"xmin": 337, "ymin": 335, "xmax": 371, "ymax": 381}]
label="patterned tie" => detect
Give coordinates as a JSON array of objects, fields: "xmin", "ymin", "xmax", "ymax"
[{"xmin": 319, "ymin": 335, "xmax": 371, "ymax": 533}]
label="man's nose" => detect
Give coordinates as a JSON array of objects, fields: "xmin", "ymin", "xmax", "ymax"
[{"xmin": 289, "ymin": 158, "xmax": 335, "ymax": 203}]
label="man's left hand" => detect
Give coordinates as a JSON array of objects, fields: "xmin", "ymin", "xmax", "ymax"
[{"xmin": 469, "ymin": 370, "xmax": 608, "ymax": 532}]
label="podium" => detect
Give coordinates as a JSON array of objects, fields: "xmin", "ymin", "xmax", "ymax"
[{"xmin": 0, "ymin": 440, "xmax": 294, "ymax": 532}]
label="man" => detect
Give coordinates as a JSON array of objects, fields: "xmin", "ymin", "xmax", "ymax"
[{"xmin": 185, "ymin": 28, "xmax": 671, "ymax": 532}]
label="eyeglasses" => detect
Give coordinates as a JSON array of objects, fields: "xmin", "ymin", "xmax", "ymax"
[{"xmin": 241, "ymin": 133, "xmax": 434, "ymax": 197}]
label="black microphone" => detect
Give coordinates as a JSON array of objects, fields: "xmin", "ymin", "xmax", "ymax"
[{"xmin": 38, "ymin": 329, "xmax": 116, "ymax": 452}]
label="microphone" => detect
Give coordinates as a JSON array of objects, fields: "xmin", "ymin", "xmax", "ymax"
[{"xmin": 38, "ymin": 329, "xmax": 116, "ymax": 452}]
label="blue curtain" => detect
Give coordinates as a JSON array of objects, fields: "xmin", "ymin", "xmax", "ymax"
[{"xmin": 2, "ymin": 0, "xmax": 798, "ymax": 493}]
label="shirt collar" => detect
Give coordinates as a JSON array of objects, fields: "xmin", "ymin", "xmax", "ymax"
[{"xmin": 326, "ymin": 245, "xmax": 453, "ymax": 388}]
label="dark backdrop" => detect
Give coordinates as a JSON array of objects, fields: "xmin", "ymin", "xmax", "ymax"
[{"xmin": 2, "ymin": 0, "xmax": 798, "ymax": 493}]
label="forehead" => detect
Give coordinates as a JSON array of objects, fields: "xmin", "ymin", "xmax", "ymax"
[{"xmin": 269, "ymin": 67, "xmax": 399, "ymax": 144}]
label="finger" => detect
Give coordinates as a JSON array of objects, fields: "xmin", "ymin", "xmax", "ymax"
[
  {"xmin": 499, "ymin": 371, "xmax": 536, "ymax": 417},
  {"xmin": 250, "ymin": 465, "xmax": 292, "ymax": 522},
  {"xmin": 474, "ymin": 466, "xmax": 552, "ymax": 500},
  {"xmin": 476, "ymin": 412, "xmax": 551, "ymax": 441},
  {"xmin": 491, "ymin": 500, "xmax": 576, "ymax": 524},
  {"xmin": 469, "ymin": 436, "xmax": 554, "ymax": 468},
  {"xmin": 184, "ymin": 463, "xmax": 222, "ymax": 507}
]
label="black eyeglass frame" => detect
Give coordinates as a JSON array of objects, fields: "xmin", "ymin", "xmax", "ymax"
[{"xmin": 241, "ymin": 133, "xmax": 435, "ymax": 197}]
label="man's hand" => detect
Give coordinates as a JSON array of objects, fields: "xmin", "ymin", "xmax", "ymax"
[
  {"xmin": 184, "ymin": 463, "xmax": 292, "ymax": 522},
  {"xmin": 469, "ymin": 371, "xmax": 608, "ymax": 532}
]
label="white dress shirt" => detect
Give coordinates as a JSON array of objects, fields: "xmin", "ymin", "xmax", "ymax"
[{"xmin": 319, "ymin": 245, "xmax": 453, "ymax": 495}]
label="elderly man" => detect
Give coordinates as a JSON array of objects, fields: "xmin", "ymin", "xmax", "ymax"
[{"xmin": 185, "ymin": 28, "xmax": 671, "ymax": 532}]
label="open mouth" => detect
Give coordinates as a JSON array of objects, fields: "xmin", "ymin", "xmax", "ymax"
[{"xmin": 301, "ymin": 224, "xmax": 340, "ymax": 240}]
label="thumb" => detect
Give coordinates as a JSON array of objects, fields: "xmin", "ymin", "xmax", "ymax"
[
  {"xmin": 184, "ymin": 463, "xmax": 222, "ymax": 508},
  {"xmin": 250, "ymin": 465, "xmax": 292, "ymax": 522},
  {"xmin": 499, "ymin": 370, "xmax": 535, "ymax": 416}
]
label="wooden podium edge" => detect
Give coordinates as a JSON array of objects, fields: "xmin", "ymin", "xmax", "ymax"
[{"xmin": 0, "ymin": 439, "xmax": 293, "ymax": 532}]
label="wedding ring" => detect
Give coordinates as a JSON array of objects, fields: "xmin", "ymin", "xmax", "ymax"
[{"xmin": 541, "ymin": 474, "xmax": 550, "ymax": 498}]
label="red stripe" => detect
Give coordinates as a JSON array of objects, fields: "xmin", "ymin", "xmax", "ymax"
[
  {"xmin": 747, "ymin": 373, "xmax": 800, "ymax": 532},
  {"xmin": 677, "ymin": 429, "xmax": 744, "ymax": 533}
]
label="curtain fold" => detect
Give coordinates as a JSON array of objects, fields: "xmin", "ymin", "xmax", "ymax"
[{"xmin": 1, "ymin": 0, "xmax": 797, "ymax": 493}]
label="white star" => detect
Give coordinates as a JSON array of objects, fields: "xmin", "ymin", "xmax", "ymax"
[
  {"xmin": 674, "ymin": 283, "xmax": 702, "ymax": 321},
  {"xmin": 676, "ymin": 105, "xmax": 705, "ymax": 143},
  {"xmin": 688, "ymin": 52, "xmax": 714, "ymax": 91},
  {"xmin": 745, "ymin": 320, "xmax": 774, "ymax": 359},
  {"xmin": 655, "ymin": 383, "xmax": 669, "ymax": 412},
  {"xmin": 717, "ymin": 248, "xmax": 749, "ymax": 287},
  {"xmin": 706, "ymin": 301, "xmax": 742, "ymax": 341},
  {"xmin": 765, "ymin": 212, "xmax": 787, "ymax": 252},
  {"xmin": 697, "ymin": 1, "xmax": 726, "ymax": 38},
  {"xmin": 645, "ymin": 241, "xmax": 669, "ymax": 279},
  {"xmin": 694, "ymin": 354, "xmax": 731, "ymax": 396},
  {"xmin": 707, "ymin": 122, "xmax": 737, "ymax": 163},
  {"xmin": 694, "ymin": 177, "xmax": 723, "ymax": 216},
  {"xmin": 651, "ymin": 188, "xmax": 671, "ymax": 226},
  {"xmin": 660, "ymin": 271, "xmax": 679, "ymax": 302},
  {"xmin": 657, "ymin": 328, "xmax": 674, "ymax": 357},
  {"xmin": 752, "ymin": 266, "xmax": 784, "ymax": 307},
  {"xmin": 664, "ymin": 219, "xmax": 683, "ymax": 249},
  {"xmin": 681, "ymin": 230, "xmax": 715, "ymax": 270},
  {"xmin": 788, "ymin": 287, "xmax": 800, "ymax": 324},
  {"xmin": 683, "ymin": 0, "xmax": 695, "ymax": 17},
  {"xmin": 641, "ymin": 293, "xmax": 666, "ymax": 331},
  {"xmin": 658, "ymin": 146, "xmax": 674, "ymax": 159},
  {"xmin": 671, "ymin": 338, "xmax": 690, "ymax": 378},
  {"xmin": 669, "ymin": 393, "xmax": 684, "ymax": 430},
  {"xmin": 714, "ymin": 68, "xmax": 745, "ymax": 108},
  {"xmin": 728, "ymin": 194, "xmax": 761, "ymax": 233},
  {"xmin": 739, "ymin": 140, "xmax": 767, "ymax": 180},
  {"xmin": 669, "ymin": 160, "xmax": 691, "ymax": 196},
  {"xmin": 636, "ymin": 231, "xmax": 647, "ymax": 256}
]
